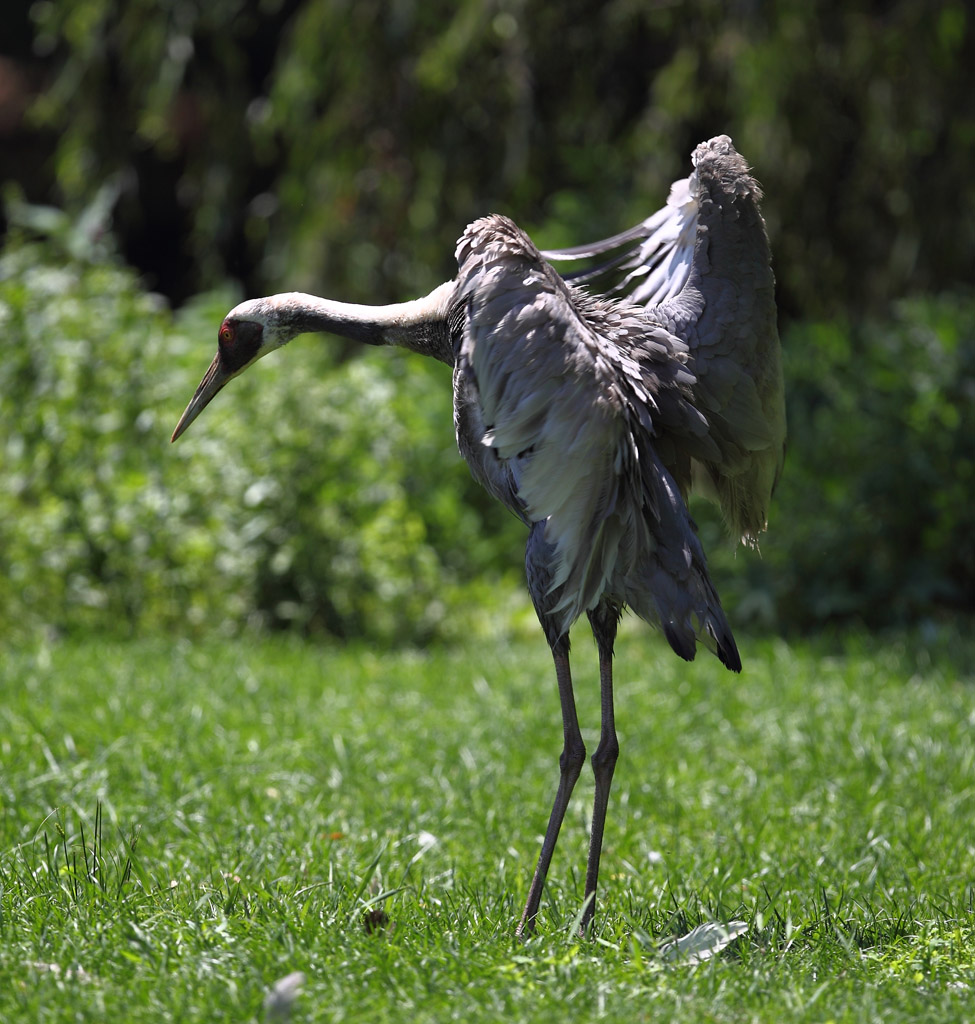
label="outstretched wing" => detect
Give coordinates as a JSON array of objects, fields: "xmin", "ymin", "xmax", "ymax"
[
  {"xmin": 544, "ymin": 136, "xmax": 786, "ymax": 545},
  {"xmin": 542, "ymin": 167, "xmax": 699, "ymax": 308},
  {"xmin": 452, "ymin": 214, "xmax": 738, "ymax": 667}
]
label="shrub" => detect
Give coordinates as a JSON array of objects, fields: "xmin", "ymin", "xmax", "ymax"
[
  {"xmin": 709, "ymin": 293, "xmax": 975, "ymax": 631},
  {"xmin": 0, "ymin": 215, "xmax": 522, "ymax": 643},
  {"xmin": 2, "ymin": 205, "xmax": 971, "ymax": 642}
]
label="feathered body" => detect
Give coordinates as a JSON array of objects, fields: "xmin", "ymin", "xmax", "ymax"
[{"xmin": 452, "ymin": 213, "xmax": 739, "ymax": 667}]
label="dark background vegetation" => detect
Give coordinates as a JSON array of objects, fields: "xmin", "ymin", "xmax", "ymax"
[{"xmin": 1, "ymin": 0, "xmax": 973, "ymax": 642}]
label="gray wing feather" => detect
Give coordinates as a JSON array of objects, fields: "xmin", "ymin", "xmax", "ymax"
[
  {"xmin": 544, "ymin": 136, "xmax": 786, "ymax": 544},
  {"xmin": 628, "ymin": 444, "xmax": 740, "ymax": 670},
  {"xmin": 544, "ymin": 174, "xmax": 698, "ymax": 308}
]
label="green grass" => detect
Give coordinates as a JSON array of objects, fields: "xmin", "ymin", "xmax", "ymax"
[{"xmin": 2, "ymin": 623, "xmax": 974, "ymax": 1021}]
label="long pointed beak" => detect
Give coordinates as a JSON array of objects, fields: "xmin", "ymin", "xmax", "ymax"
[{"xmin": 171, "ymin": 352, "xmax": 232, "ymax": 442}]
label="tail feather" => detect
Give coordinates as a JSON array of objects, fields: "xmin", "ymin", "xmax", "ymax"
[{"xmin": 628, "ymin": 444, "xmax": 740, "ymax": 672}]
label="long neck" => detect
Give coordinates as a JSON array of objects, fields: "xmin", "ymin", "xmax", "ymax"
[{"xmin": 267, "ymin": 282, "xmax": 457, "ymax": 365}]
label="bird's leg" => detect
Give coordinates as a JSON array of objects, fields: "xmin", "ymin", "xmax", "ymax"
[
  {"xmin": 580, "ymin": 601, "xmax": 621, "ymax": 935},
  {"xmin": 516, "ymin": 633, "xmax": 586, "ymax": 938}
]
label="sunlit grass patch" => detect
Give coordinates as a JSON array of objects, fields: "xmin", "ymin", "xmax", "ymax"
[{"xmin": 1, "ymin": 626, "xmax": 974, "ymax": 1021}]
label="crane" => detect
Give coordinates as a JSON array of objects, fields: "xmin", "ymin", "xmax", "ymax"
[{"xmin": 172, "ymin": 136, "xmax": 785, "ymax": 936}]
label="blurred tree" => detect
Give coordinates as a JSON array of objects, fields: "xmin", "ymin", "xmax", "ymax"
[{"xmin": 4, "ymin": 0, "xmax": 971, "ymax": 318}]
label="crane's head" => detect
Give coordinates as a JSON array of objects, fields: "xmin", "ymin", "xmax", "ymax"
[{"xmin": 171, "ymin": 299, "xmax": 289, "ymax": 442}]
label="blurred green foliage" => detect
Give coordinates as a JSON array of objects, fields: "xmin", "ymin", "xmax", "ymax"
[
  {"xmin": 2, "ymin": 0, "xmax": 972, "ymax": 640},
  {"xmin": 0, "ymin": 211, "xmax": 522, "ymax": 642},
  {"xmin": 2, "ymin": 209, "xmax": 971, "ymax": 640},
  {"xmin": 18, "ymin": 0, "xmax": 975, "ymax": 316},
  {"xmin": 711, "ymin": 293, "xmax": 975, "ymax": 631}
]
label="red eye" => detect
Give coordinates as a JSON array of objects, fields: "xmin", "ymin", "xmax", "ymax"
[{"xmin": 219, "ymin": 321, "xmax": 235, "ymax": 346}]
